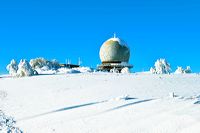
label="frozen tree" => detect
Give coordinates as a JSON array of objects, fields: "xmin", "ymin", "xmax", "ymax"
[
  {"xmin": 6, "ymin": 59, "xmax": 18, "ymax": 76},
  {"xmin": 30, "ymin": 58, "xmax": 60, "ymax": 70},
  {"xmin": 175, "ymin": 66, "xmax": 192, "ymax": 74},
  {"xmin": 48, "ymin": 59, "xmax": 60, "ymax": 70},
  {"xmin": 150, "ymin": 67, "xmax": 156, "ymax": 74},
  {"xmin": 175, "ymin": 67, "xmax": 184, "ymax": 74},
  {"xmin": 121, "ymin": 67, "xmax": 130, "ymax": 73},
  {"xmin": 184, "ymin": 66, "xmax": 192, "ymax": 73},
  {"xmin": 30, "ymin": 58, "xmax": 48, "ymax": 69},
  {"xmin": 150, "ymin": 59, "xmax": 171, "ymax": 74},
  {"xmin": 17, "ymin": 59, "xmax": 35, "ymax": 77}
]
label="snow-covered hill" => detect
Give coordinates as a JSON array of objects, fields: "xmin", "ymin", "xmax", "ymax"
[{"xmin": 0, "ymin": 73, "xmax": 200, "ymax": 133}]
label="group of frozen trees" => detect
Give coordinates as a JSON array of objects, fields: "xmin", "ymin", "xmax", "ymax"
[
  {"xmin": 6, "ymin": 59, "xmax": 37, "ymax": 77},
  {"xmin": 6, "ymin": 58, "xmax": 60, "ymax": 77},
  {"xmin": 174, "ymin": 66, "xmax": 192, "ymax": 74},
  {"xmin": 7, "ymin": 57, "xmax": 192, "ymax": 76},
  {"xmin": 30, "ymin": 58, "xmax": 60, "ymax": 70},
  {"xmin": 150, "ymin": 58, "xmax": 192, "ymax": 74}
]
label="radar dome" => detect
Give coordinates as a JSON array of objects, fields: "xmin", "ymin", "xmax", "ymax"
[{"xmin": 99, "ymin": 35, "xmax": 130, "ymax": 63}]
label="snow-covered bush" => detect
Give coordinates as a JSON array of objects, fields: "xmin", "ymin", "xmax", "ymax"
[
  {"xmin": 121, "ymin": 67, "xmax": 130, "ymax": 73},
  {"xmin": 6, "ymin": 59, "xmax": 18, "ymax": 76},
  {"xmin": 57, "ymin": 67, "xmax": 93, "ymax": 74},
  {"xmin": 175, "ymin": 66, "xmax": 192, "ymax": 74},
  {"xmin": 150, "ymin": 59, "xmax": 171, "ymax": 74},
  {"xmin": 73, "ymin": 67, "xmax": 93, "ymax": 73},
  {"xmin": 0, "ymin": 110, "xmax": 23, "ymax": 133},
  {"xmin": 17, "ymin": 59, "xmax": 35, "ymax": 77}
]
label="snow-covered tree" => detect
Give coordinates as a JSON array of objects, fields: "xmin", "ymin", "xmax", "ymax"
[
  {"xmin": 50, "ymin": 59, "xmax": 60, "ymax": 70},
  {"xmin": 184, "ymin": 66, "xmax": 192, "ymax": 73},
  {"xmin": 17, "ymin": 59, "xmax": 35, "ymax": 77},
  {"xmin": 7, "ymin": 59, "xmax": 38, "ymax": 77},
  {"xmin": 121, "ymin": 67, "xmax": 130, "ymax": 73},
  {"xmin": 6, "ymin": 59, "xmax": 18, "ymax": 76},
  {"xmin": 150, "ymin": 59, "xmax": 171, "ymax": 74},
  {"xmin": 150, "ymin": 67, "xmax": 156, "ymax": 74},
  {"xmin": 175, "ymin": 66, "xmax": 192, "ymax": 74},
  {"xmin": 30, "ymin": 58, "xmax": 60, "ymax": 70},
  {"xmin": 30, "ymin": 58, "xmax": 47, "ymax": 69},
  {"xmin": 175, "ymin": 67, "xmax": 184, "ymax": 74}
]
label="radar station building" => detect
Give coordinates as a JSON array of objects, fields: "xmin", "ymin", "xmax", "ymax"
[{"xmin": 98, "ymin": 34, "xmax": 133, "ymax": 72}]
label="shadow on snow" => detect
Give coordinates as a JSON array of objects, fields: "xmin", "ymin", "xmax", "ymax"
[
  {"xmin": 99, "ymin": 99, "xmax": 154, "ymax": 114},
  {"xmin": 18, "ymin": 97, "xmax": 150, "ymax": 122},
  {"xmin": 18, "ymin": 101, "xmax": 105, "ymax": 121}
]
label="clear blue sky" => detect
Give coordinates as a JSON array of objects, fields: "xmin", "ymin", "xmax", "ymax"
[{"xmin": 0, "ymin": 0, "xmax": 200, "ymax": 73}]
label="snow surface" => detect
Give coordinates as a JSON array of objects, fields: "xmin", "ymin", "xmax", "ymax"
[{"xmin": 0, "ymin": 73, "xmax": 200, "ymax": 133}]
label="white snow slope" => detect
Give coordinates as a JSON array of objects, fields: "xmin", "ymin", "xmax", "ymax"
[{"xmin": 0, "ymin": 73, "xmax": 200, "ymax": 133}]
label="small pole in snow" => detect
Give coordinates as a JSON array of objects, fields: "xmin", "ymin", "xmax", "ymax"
[{"xmin": 169, "ymin": 92, "xmax": 175, "ymax": 98}]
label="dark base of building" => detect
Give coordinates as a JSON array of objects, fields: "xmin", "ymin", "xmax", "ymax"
[
  {"xmin": 59, "ymin": 64, "xmax": 80, "ymax": 69},
  {"xmin": 97, "ymin": 62, "xmax": 133, "ymax": 72}
]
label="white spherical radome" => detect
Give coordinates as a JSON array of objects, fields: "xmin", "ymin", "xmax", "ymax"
[{"xmin": 99, "ymin": 37, "xmax": 130, "ymax": 63}]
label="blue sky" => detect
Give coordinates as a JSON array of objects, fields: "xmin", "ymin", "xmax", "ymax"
[{"xmin": 0, "ymin": 0, "xmax": 200, "ymax": 73}]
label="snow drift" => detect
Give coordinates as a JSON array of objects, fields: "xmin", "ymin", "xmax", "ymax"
[{"xmin": 1, "ymin": 73, "xmax": 200, "ymax": 133}]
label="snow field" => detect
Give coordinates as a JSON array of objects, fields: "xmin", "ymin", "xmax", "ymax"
[{"xmin": 0, "ymin": 73, "xmax": 200, "ymax": 132}]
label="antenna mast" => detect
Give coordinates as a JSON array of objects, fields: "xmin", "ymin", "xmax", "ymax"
[
  {"xmin": 78, "ymin": 57, "xmax": 82, "ymax": 66},
  {"xmin": 113, "ymin": 32, "xmax": 116, "ymax": 38}
]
